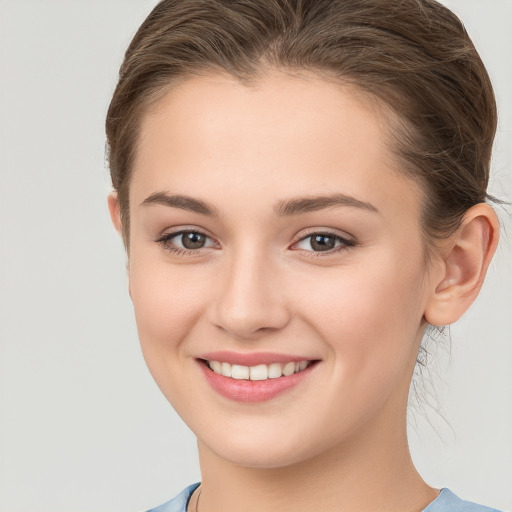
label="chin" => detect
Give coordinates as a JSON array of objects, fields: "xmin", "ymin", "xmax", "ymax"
[
  {"xmin": 214, "ymin": 444, "xmax": 306, "ymax": 469},
  {"xmin": 198, "ymin": 425, "xmax": 323, "ymax": 469}
]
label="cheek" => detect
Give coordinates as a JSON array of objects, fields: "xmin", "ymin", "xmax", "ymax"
[
  {"xmin": 290, "ymin": 254, "xmax": 427, "ymax": 373},
  {"xmin": 290, "ymin": 263, "xmax": 426, "ymax": 438},
  {"xmin": 128, "ymin": 253, "xmax": 208, "ymax": 369}
]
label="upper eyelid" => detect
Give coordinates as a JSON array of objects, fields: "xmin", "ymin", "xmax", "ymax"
[
  {"xmin": 293, "ymin": 227, "xmax": 354, "ymax": 243},
  {"xmin": 292, "ymin": 233, "xmax": 355, "ymax": 251},
  {"xmin": 158, "ymin": 226, "xmax": 214, "ymax": 240},
  {"xmin": 158, "ymin": 228, "xmax": 218, "ymax": 247}
]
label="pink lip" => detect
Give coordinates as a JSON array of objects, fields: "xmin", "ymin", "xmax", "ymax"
[
  {"xmin": 199, "ymin": 350, "xmax": 313, "ymax": 366},
  {"xmin": 197, "ymin": 358, "xmax": 319, "ymax": 403}
]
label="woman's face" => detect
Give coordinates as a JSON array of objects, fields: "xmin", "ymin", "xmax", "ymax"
[{"xmin": 124, "ymin": 71, "xmax": 437, "ymax": 467}]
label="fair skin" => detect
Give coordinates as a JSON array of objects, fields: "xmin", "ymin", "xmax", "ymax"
[{"xmin": 108, "ymin": 71, "xmax": 498, "ymax": 512}]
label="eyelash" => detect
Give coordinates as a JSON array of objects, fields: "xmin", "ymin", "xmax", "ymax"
[
  {"xmin": 294, "ymin": 230, "xmax": 357, "ymax": 258},
  {"xmin": 156, "ymin": 229, "xmax": 357, "ymax": 258},
  {"xmin": 156, "ymin": 229, "xmax": 216, "ymax": 257}
]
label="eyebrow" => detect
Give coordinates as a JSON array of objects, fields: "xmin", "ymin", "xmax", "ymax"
[
  {"xmin": 274, "ymin": 193, "xmax": 379, "ymax": 216},
  {"xmin": 141, "ymin": 192, "xmax": 220, "ymax": 216},
  {"xmin": 140, "ymin": 191, "xmax": 378, "ymax": 216}
]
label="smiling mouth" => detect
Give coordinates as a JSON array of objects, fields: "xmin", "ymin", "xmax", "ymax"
[
  {"xmin": 201, "ymin": 359, "xmax": 314, "ymax": 381},
  {"xmin": 198, "ymin": 357, "xmax": 320, "ymax": 402}
]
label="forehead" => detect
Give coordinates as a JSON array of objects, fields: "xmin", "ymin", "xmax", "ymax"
[{"xmin": 131, "ymin": 71, "xmax": 422, "ymax": 223}]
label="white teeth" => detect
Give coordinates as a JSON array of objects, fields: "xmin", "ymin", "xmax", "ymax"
[
  {"xmin": 221, "ymin": 362, "xmax": 232, "ymax": 377},
  {"xmin": 206, "ymin": 360, "xmax": 311, "ymax": 380},
  {"xmin": 249, "ymin": 364, "xmax": 268, "ymax": 381},
  {"xmin": 209, "ymin": 360, "xmax": 222, "ymax": 374},
  {"xmin": 282, "ymin": 362, "xmax": 295, "ymax": 376},
  {"xmin": 268, "ymin": 363, "xmax": 282, "ymax": 379},
  {"xmin": 231, "ymin": 364, "xmax": 250, "ymax": 380}
]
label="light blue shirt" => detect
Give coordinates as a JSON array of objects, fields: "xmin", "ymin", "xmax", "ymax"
[{"xmin": 145, "ymin": 483, "xmax": 503, "ymax": 512}]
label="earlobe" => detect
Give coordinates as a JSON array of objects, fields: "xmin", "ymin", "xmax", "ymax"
[
  {"xmin": 424, "ymin": 203, "xmax": 499, "ymax": 326},
  {"xmin": 107, "ymin": 191, "xmax": 123, "ymax": 234}
]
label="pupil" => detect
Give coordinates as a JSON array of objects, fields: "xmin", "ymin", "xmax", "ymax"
[
  {"xmin": 311, "ymin": 234, "xmax": 335, "ymax": 251},
  {"xmin": 182, "ymin": 232, "xmax": 206, "ymax": 249}
]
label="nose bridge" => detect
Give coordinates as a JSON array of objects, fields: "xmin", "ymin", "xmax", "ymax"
[{"xmin": 210, "ymin": 243, "xmax": 289, "ymax": 339}]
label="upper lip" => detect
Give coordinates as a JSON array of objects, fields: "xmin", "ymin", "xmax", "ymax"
[{"xmin": 198, "ymin": 351, "xmax": 318, "ymax": 366}]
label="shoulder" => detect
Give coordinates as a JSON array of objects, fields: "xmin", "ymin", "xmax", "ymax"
[
  {"xmin": 423, "ymin": 488, "xmax": 503, "ymax": 512},
  {"xmin": 145, "ymin": 483, "xmax": 200, "ymax": 512},
  {"xmin": 144, "ymin": 485, "xmax": 504, "ymax": 512}
]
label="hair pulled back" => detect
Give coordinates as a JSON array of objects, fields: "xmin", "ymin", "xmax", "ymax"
[{"xmin": 106, "ymin": 0, "xmax": 497, "ymax": 249}]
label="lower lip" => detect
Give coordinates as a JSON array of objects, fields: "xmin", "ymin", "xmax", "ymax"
[{"xmin": 197, "ymin": 360, "xmax": 318, "ymax": 403}]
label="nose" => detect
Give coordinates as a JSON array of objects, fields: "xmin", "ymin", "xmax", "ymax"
[{"xmin": 208, "ymin": 247, "xmax": 291, "ymax": 340}]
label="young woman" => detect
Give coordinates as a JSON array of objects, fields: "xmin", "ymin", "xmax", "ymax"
[{"xmin": 105, "ymin": 1, "xmax": 503, "ymax": 510}]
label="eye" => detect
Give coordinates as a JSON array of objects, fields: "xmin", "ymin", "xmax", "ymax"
[
  {"xmin": 294, "ymin": 231, "xmax": 356, "ymax": 254},
  {"xmin": 157, "ymin": 229, "xmax": 217, "ymax": 254}
]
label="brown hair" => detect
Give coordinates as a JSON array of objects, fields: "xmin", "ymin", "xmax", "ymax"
[{"xmin": 106, "ymin": 0, "xmax": 497, "ymax": 250}]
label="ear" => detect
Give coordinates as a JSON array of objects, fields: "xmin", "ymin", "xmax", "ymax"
[
  {"xmin": 424, "ymin": 203, "xmax": 499, "ymax": 326},
  {"xmin": 108, "ymin": 191, "xmax": 132, "ymax": 297},
  {"xmin": 107, "ymin": 191, "xmax": 123, "ymax": 234}
]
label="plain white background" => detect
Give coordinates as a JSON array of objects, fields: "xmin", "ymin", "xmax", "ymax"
[{"xmin": 0, "ymin": 1, "xmax": 510, "ymax": 511}]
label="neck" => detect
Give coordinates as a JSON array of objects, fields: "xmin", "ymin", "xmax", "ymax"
[{"xmin": 196, "ymin": 391, "xmax": 437, "ymax": 512}]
